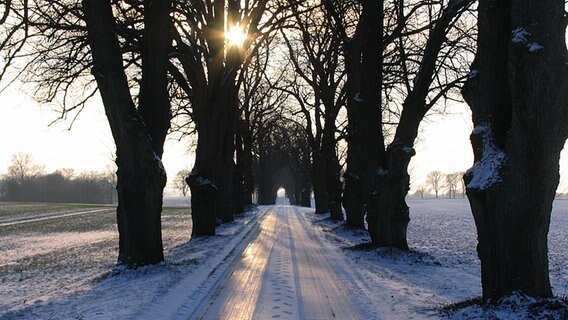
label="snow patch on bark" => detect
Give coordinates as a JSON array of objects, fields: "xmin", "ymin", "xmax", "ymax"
[
  {"xmin": 466, "ymin": 124, "xmax": 506, "ymax": 190},
  {"xmin": 527, "ymin": 42, "xmax": 544, "ymax": 52},
  {"xmin": 153, "ymin": 153, "xmax": 167, "ymax": 179},
  {"xmin": 353, "ymin": 92, "xmax": 364, "ymax": 102},
  {"xmin": 194, "ymin": 176, "xmax": 217, "ymax": 190},
  {"xmin": 511, "ymin": 27, "xmax": 530, "ymax": 43},
  {"xmin": 511, "ymin": 27, "xmax": 543, "ymax": 53},
  {"xmin": 401, "ymin": 146, "xmax": 415, "ymax": 154},
  {"xmin": 346, "ymin": 172, "xmax": 360, "ymax": 181},
  {"xmin": 376, "ymin": 168, "xmax": 389, "ymax": 176}
]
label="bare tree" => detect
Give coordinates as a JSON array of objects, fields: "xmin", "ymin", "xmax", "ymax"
[
  {"xmin": 168, "ymin": 0, "xmax": 287, "ymax": 235},
  {"xmin": 174, "ymin": 170, "xmax": 190, "ymax": 197},
  {"xmin": 426, "ymin": 171, "xmax": 443, "ymax": 199},
  {"xmin": 82, "ymin": 0, "xmax": 172, "ymax": 265},
  {"xmin": 415, "ymin": 184, "xmax": 426, "ymax": 199},
  {"xmin": 0, "ymin": 0, "xmax": 172, "ymax": 266},
  {"xmin": 6, "ymin": 153, "xmax": 44, "ymax": 183},
  {"xmin": 325, "ymin": 0, "xmax": 475, "ymax": 246},
  {"xmin": 445, "ymin": 172, "xmax": 461, "ymax": 198},
  {"xmin": 277, "ymin": 1, "xmax": 345, "ymax": 220},
  {"xmin": 462, "ymin": 0, "xmax": 568, "ymax": 300},
  {"xmin": 236, "ymin": 39, "xmax": 287, "ymax": 211}
]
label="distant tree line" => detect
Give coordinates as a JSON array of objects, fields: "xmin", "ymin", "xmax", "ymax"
[
  {"xmin": 0, "ymin": 153, "xmax": 116, "ymax": 204},
  {"xmin": 413, "ymin": 170, "xmax": 466, "ymax": 199}
]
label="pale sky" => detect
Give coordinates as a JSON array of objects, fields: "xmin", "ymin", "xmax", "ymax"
[
  {"xmin": 409, "ymin": 103, "xmax": 474, "ymax": 191},
  {"xmin": 1, "ymin": 85, "xmax": 567, "ymax": 196},
  {"xmin": 0, "ymin": 84, "xmax": 193, "ymax": 194}
]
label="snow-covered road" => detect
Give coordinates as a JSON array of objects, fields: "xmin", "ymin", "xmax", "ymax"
[{"xmin": 196, "ymin": 206, "xmax": 364, "ymax": 319}]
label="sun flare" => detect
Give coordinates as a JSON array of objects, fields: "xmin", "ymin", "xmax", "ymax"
[{"xmin": 226, "ymin": 25, "xmax": 247, "ymax": 46}]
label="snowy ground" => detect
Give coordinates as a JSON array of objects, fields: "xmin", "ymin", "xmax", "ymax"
[
  {"xmin": 305, "ymin": 199, "xmax": 568, "ymax": 319},
  {"xmin": 0, "ymin": 199, "xmax": 566, "ymax": 319}
]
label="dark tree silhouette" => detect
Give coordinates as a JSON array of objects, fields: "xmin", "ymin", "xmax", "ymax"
[
  {"xmin": 462, "ymin": 0, "xmax": 568, "ymax": 301},
  {"xmin": 168, "ymin": 0, "xmax": 286, "ymax": 236},
  {"xmin": 82, "ymin": 0, "xmax": 171, "ymax": 265},
  {"xmin": 0, "ymin": 0, "xmax": 172, "ymax": 266},
  {"xmin": 326, "ymin": 0, "xmax": 473, "ymax": 246}
]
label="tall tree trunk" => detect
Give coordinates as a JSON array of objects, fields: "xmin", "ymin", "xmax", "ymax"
[
  {"xmin": 368, "ymin": 0, "xmax": 470, "ymax": 249},
  {"xmin": 240, "ymin": 120, "xmax": 254, "ymax": 207},
  {"xmin": 357, "ymin": 0, "xmax": 386, "ymax": 245},
  {"xmin": 321, "ymin": 116, "xmax": 343, "ymax": 220},
  {"xmin": 300, "ymin": 187, "xmax": 311, "ymax": 207},
  {"xmin": 83, "ymin": 0, "xmax": 171, "ymax": 266},
  {"xmin": 232, "ymin": 160, "xmax": 244, "ymax": 214},
  {"xmin": 257, "ymin": 152, "xmax": 275, "ymax": 205},
  {"xmin": 342, "ymin": 18, "xmax": 366, "ymax": 229},
  {"xmin": 326, "ymin": 150, "xmax": 343, "ymax": 220},
  {"xmin": 234, "ymin": 123, "xmax": 245, "ymax": 213},
  {"xmin": 189, "ymin": 94, "xmax": 236, "ymax": 236},
  {"xmin": 187, "ymin": 0, "xmax": 243, "ymax": 235},
  {"xmin": 463, "ymin": 0, "xmax": 568, "ymax": 301},
  {"xmin": 312, "ymin": 153, "xmax": 329, "ymax": 213},
  {"xmin": 138, "ymin": 0, "xmax": 171, "ymax": 157}
]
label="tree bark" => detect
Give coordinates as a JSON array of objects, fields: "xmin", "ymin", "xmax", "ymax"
[
  {"xmin": 357, "ymin": 0, "xmax": 386, "ymax": 245},
  {"xmin": 367, "ymin": 0, "xmax": 470, "ymax": 249},
  {"xmin": 312, "ymin": 154, "xmax": 329, "ymax": 214},
  {"xmin": 190, "ymin": 92, "xmax": 236, "ymax": 235},
  {"xmin": 83, "ymin": 0, "xmax": 171, "ymax": 266},
  {"xmin": 239, "ymin": 120, "xmax": 254, "ymax": 207},
  {"xmin": 325, "ymin": 147, "xmax": 343, "ymax": 220},
  {"xmin": 138, "ymin": 0, "xmax": 171, "ymax": 157},
  {"xmin": 463, "ymin": 0, "xmax": 568, "ymax": 301},
  {"xmin": 342, "ymin": 15, "xmax": 366, "ymax": 229}
]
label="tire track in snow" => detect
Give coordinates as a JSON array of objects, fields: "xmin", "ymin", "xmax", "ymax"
[
  {"xmin": 197, "ymin": 206, "xmax": 365, "ymax": 319},
  {"xmin": 0, "ymin": 208, "xmax": 111, "ymax": 227}
]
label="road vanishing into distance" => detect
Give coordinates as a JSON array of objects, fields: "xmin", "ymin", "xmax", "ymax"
[{"xmin": 196, "ymin": 206, "xmax": 363, "ymax": 320}]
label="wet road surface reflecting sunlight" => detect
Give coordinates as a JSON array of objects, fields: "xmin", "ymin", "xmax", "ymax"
[{"xmin": 197, "ymin": 206, "xmax": 363, "ymax": 320}]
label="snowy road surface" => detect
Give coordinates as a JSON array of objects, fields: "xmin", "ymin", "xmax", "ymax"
[{"xmin": 195, "ymin": 206, "xmax": 364, "ymax": 319}]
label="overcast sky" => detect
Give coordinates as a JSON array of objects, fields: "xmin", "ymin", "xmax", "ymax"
[{"xmin": 1, "ymin": 84, "xmax": 567, "ymax": 195}]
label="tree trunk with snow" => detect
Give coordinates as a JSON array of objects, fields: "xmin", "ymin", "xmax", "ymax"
[
  {"xmin": 326, "ymin": 152, "xmax": 343, "ymax": 221},
  {"xmin": 366, "ymin": 0, "xmax": 470, "ymax": 249},
  {"xmin": 357, "ymin": 0, "xmax": 387, "ymax": 245},
  {"xmin": 83, "ymin": 0, "xmax": 171, "ymax": 265},
  {"xmin": 342, "ymin": 22, "xmax": 366, "ymax": 229},
  {"xmin": 463, "ymin": 0, "xmax": 568, "ymax": 301},
  {"xmin": 190, "ymin": 93, "xmax": 237, "ymax": 235}
]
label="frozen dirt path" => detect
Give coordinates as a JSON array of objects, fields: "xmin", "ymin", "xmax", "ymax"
[{"xmin": 196, "ymin": 205, "xmax": 364, "ymax": 320}]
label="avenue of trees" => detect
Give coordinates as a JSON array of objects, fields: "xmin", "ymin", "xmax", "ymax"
[{"xmin": 1, "ymin": 0, "xmax": 567, "ymax": 303}]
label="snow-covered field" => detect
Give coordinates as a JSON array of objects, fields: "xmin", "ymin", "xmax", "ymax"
[
  {"xmin": 305, "ymin": 199, "xmax": 568, "ymax": 319},
  {"xmin": 0, "ymin": 199, "xmax": 566, "ymax": 319}
]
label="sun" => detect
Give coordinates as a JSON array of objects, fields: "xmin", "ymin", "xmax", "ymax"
[{"xmin": 226, "ymin": 25, "xmax": 247, "ymax": 46}]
